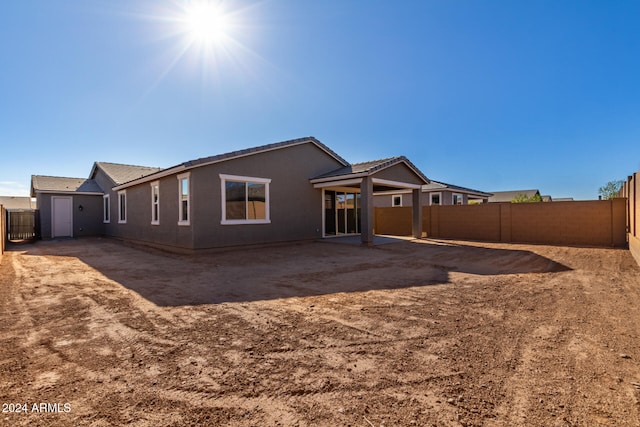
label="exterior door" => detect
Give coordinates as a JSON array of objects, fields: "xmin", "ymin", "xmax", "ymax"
[
  {"xmin": 323, "ymin": 190, "xmax": 361, "ymax": 236},
  {"xmin": 52, "ymin": 196, "xmax": 72, "ymax": 237}
]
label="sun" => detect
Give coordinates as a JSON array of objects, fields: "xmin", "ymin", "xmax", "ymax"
[{"xmin": 181, "ymin": 1, "xmax": 231, "ymax": 46}]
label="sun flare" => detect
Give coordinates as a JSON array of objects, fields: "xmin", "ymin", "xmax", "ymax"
[{"xmin": 182, "ymin": 1, "xmax": 231, "ymax": 46}]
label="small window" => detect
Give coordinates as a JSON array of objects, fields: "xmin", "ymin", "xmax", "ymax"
[
  {"xmin": 118, "ymin": 190, "xmax": 127, "ymax": 224},
  {"xmin": 430, "ymin": 193, "xmax": 441, "ymax": 206},
  {"xmin": 177, "ymin": 173, "xmax": 190, "ymax": 226},
  {"xmin": 220, "ymin": 174, "xmax": 271, "ymax": 224},
  {"xmin": 392, "ymin": 195, "xmax": 402, "ymax": 207},
  {"xmin": 452, "ymin": 193, "xmax": 463, "ymax": 205},
  {"xmin": 103, "ymin": 194, "xmax": 110, "ymax": 223},
  {"xmin": 150, "ymin": 181, "xmax": 159, "ymax": 225}
]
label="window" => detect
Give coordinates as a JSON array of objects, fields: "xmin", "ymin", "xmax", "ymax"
[
  {"xmin": 452, "ymin": 193, "xmax": 463, "ymax": 205},
  {"xmin": 177, "ymin": 173, "xmax": 190, "ymax": 226},
  {"xmin": 118, "ymin": 190, "xmax": 127, "ymax": 223},
  {"xmin": 220, "ymin": 174, "xmax": 271, "ymax": 224},
  {"xmin": 103, "ymin": 194, "xmax": 110, "ymax": 223},
  {"xmin": 430, "ymin": 193, "xmax": 441, "ymax": 206},
  {"xmin": 392, "ymin": 194, "xmax": 402, "ymax": 207},
  {"xmin": 150, "ymin": 181, "xmax": 159, "ymax": 225}
]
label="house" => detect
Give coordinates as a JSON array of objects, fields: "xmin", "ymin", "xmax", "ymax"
[
  {"xmin": 30, "ymin": 137, "xmax": 429, "ymax": 249},
  {"xmin": 1, "ymin": 196, "xmax": 38, "ymax": 241},
  {"xmin": 488, "ymin": 189, "xmax": 541, "ymax": 203},
  {"xmin": 541, "ymin": 195, "xmax": 553, "ymax": 202},
  {"xmin": 374, "ymin": 180, "xmax": 492, "ymax": 207},
  {"xmin": 0, "ymin": 196, "xmax": 36, "ymax": 211}
]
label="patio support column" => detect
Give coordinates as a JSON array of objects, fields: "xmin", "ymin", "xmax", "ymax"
[
  {"xmin": 360, "ymin": 176, "xmax": 374, "ymax": 245},
  {"xmin": 412, "ymin": 188, "xmax": 422, "ymax": 238}
]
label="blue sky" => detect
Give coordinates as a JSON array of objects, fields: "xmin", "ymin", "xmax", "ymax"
[{"xmin": 2, "ymin": 0, "xmax": 640, "ymax": 200}]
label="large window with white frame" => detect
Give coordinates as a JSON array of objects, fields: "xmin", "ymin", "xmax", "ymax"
[
  {"xmin": 118, "ymin": 190, "xmax": 127, "ymax": 224},
  {"xmin": 150, "ymin": 181, "xmax": 160, "ymax": 225},
  {"xmin": 391, "ymin": 194, "xmax": 403, "ymax": 207},
  {"xmin": 430, "ymin": 192, "xmax": 441, "ymax": 206},
  {"xmin": 177, "ymin": 173, "xmax": 190, "ymax": 226},
  {"xmin": 103, "ymin": 194, "xmax": 110, "ymax": 223},
  {"xmin": 220, "ymin": 174, "xmax": 271, "ymax": 224}
]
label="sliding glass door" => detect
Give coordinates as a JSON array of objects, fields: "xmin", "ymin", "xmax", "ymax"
[{"xmin": 324, "ymin": 190, "xmax": 361, "ymax": 236}]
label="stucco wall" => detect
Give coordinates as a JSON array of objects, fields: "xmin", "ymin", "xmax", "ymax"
[
  {"xmin": 374, "ymin": 163, "xmax": 426, "ymax": 186},
  {"xmin": 1, "ymin": 205, "xmax": 6, "ymax": 255},
  {"xmin": 37, "ymin": 193, "xmax": 104, "ymax": 239},
  {"xmin": 375, "ymin": 199, "xmax": 627, "ymax": 247},
  {"xmin": 622, "ymin": 171, "xmax": 639, "ymax": 266},
  {"xmin": 374, "ymin": 190, "xmax": 475, "ymax": 208},
  {"xmin": 108, "ymin": 142, "xmax": 344, "ymax": 250}
]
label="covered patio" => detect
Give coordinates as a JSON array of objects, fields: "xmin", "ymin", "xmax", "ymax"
[{"xmin": 310, "ymin": 156, "xmax": 430, "ymax": 245}]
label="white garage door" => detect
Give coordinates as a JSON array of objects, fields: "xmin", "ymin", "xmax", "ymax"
[{"xmin": 52, "ymin": 196, "xmax": 73, "ymax": 237}]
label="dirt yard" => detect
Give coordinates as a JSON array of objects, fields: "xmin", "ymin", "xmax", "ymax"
[{"xmin": 1, "ymin": 237, "xmax": 639, "ymax": 426}]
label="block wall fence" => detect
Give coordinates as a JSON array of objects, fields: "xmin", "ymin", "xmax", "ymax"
[
  {"xmin": 375, "ymin": 199, "xmax": 627, "ymax": 248},
  {"xmin": 620, "ymin": 171, "xmax": 640, "ymax": 265}
]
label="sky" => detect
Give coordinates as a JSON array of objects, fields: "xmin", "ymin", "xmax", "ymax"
[{"xmin": 1, "ymin": 0, "xmax": 640, "ymax": 200}]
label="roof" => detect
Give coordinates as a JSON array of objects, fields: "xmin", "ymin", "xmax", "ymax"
[
  {"xmin": 0, "ymin": 196, "xmax": 36, "ymax": 210},
  {"xmin": 488, "ymin": 189, "xmax": 540, "ymax": 203},
  {"xmin": 423, "ymin": 180, "xmax": 492, "ymax": 197},
  {"xmin": 311, "ymin": 156, "xmax": 430, "ymax": 184},
  {"xmin": 183, "ymin": 136, "xmax": 348, "ymax": 169},
  {"xmin": 31, "ymin": 175, "xmax": 103, "ymax": 196},
  {"xmin": 541, "ymin": 195, "xmax": 553, "ymax": 202},
  {"xmin": 91, "ymin": 162, "xmax": 163, "ymax": 186},
  {"xmin": 113, "ymin": 136, "xmax": 350, "ymax": 190}
]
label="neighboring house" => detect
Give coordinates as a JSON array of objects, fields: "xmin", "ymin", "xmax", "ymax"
[
  {"xmin": 30, "ymin": 137, "xmax": 429, "ymax": 248},
  {"xmin": 488, "ymin": 189, "xmax": 541, "ymax": 203},
  {"xmin": 374, "ymin": 180, "xmax": 492, "ymax": 207},
  {"xmin": 541, "ymin": 195, "xmax": 553, "ymax": 202},
  {"xmin": 0, "ymin": 196, "xmax": 36, "ymax": 211},
  {"xmin": 554, "ymin": 197, "xmax": 574, "ymax": 202},
  {"xmin": 1, "ymin": 196, "xmax": 38, "ymax": 240}
]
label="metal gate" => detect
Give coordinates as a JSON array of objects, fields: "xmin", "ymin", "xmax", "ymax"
[{"xmin": 7, "ymin": 210, "xmax": 39, "ymax": 241}]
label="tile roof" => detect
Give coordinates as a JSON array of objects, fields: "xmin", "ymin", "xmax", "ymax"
[
  {"xmin": 31, "ymin": 175, "xmax": 103, "ymax": 195},
  {"xmin": 182, "ymin": 136, "xmax": 349, "ymax": 169},
  {"xmin": 423, "ymin": 180, "xmax": 492, "ymax": 197},
  {"xmin": 313, "ymin": 157, "xmax": 398, "ymax": 179},
  {"xmin": 313, "ymin": 156, "xmax": 429, "ymax": 183},
  {"xmin": 94, "ymin": 162, "xmax": 163, "ymax": 185},
  {"xmin": 488, "ymin": 189, "xmax": 540, "ymax": 202},
  {"xmin": 111, "ymin": 137, "xmax": 349, "ymax": 189}
]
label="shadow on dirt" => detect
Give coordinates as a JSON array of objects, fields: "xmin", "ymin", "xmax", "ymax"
[{"xmin": 19, "ymin": 237, "xmax": 571, "ymax": 306}]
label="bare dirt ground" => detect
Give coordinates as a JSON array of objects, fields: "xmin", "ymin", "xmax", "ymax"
[{"xmin": 1, "ymin": 237, "xmax": 640, "ymax": 427}]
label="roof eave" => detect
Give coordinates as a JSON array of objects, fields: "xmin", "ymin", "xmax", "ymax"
[
  {"xmin": 309, "ymin": 172, "xmax": 368, "ymax": 184},
  {"xmin": 113, "ymin": 137, "xmax": 349, "ymax": 190},
  {"xmin": 112, "ymin": 165, "xmax": 187, "ymax": 191},
  {"xmin": 33, "ymin": 190, "xmax": 104, "ymax": 196}
]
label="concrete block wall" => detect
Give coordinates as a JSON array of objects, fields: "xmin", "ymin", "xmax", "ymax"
[
  {"xmin": 424, "ymin": 204, "xmax": 501, "ymax": 241},
  {"xmin": 375, "ymin": 199, "xmax": 627, "ymax": 247},
  {"xmin": 374, "ymin": 206, "xmax": 412, "ymax": 235}
]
